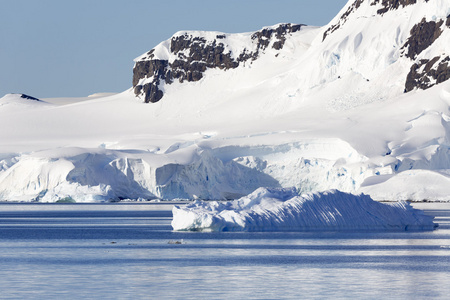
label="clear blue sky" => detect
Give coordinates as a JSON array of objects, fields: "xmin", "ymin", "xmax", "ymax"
[{"xmin": 1, "ymin": 0, "xmax": 348, "ymax": 98}]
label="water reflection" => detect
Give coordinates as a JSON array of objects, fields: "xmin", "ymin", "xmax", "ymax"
[{"xmin": 0, "ymin": 203, "xmax": 449, "ymax": 299}]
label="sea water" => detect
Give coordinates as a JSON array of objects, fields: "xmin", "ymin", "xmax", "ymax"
[{"xmin": 0, "ymin": 202, "xmax": 449, "ymax": 299}]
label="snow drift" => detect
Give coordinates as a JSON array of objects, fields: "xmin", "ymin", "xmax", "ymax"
[{"xmin": 172, "ymin": 188, "xmax": 437, "ymax": 232}]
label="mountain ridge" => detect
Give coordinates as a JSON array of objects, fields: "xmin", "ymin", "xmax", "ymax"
[
  {"xmin": 133, "ymin": 23, "xmax": 306, "ymax": 103},
  {"xmin": 132, "ymin": 0, "xmax": 449, "ymax": 104}
]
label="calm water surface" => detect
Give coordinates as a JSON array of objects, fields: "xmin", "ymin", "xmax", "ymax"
[{"xmin": 0, "ymin": 202, "xmax": 449, "ymax": 299}]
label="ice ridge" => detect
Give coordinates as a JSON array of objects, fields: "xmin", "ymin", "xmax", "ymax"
[{"xmin": 172, "ymin": 188, "xmax": 437, "ymax": 232}]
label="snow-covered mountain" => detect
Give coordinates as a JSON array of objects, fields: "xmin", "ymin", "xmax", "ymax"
[
  {"xmin": 132, "ymin": 23, "xmax": 305, "ymax": 103},
  {"xmin": 0, "ymin": 0, "xmax": 449, "ymax": 202},
  {"xmin": 133, "ymin": 0, "xmax": 450, "ymax": 104}
]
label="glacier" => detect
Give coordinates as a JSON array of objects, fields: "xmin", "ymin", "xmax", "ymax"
[
  {"xmin": 0, "ymin": 0, "xmax": 450, "ymax": 202},
  {"xmin": 171, "ymin": 187, "xmax": 437, "ymax": 232}
]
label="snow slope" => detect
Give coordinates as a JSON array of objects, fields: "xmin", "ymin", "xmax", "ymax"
[
  {"xmin": 172, "ymin": 187, "xmax": 437, "ymax": 231},
  {"xmin": 0, "ymin": 0, "xmax": 449, "ymax": 202}
]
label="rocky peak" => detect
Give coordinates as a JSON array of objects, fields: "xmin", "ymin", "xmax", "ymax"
[
  {"xmin": 133, "ymin": 23, "xmax": 304, "ymax": 103},
  {"xmin": 321, "ymin": 0, "xmax": 449, "ymax": 93},
  {"xmin": 323, "ymin": 0, "xmax": 421, "ymax": 41}
]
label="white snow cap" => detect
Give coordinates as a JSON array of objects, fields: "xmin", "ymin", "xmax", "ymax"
[
  {"xmin": 172, "ymin": 187, "xmax": 437, "ymax": 232},
  {"xmin": 1, "ymin": 1, "xmax": 450, "ymax": 202}
]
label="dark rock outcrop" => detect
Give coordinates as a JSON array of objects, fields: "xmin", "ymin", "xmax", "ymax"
[
  {"xmin": 251, "ymin": 24, "xmax": 303, "ymax": 52},
  {"xmin": 405, "ymin": 56, "xmax": 450, "ymax": 92},
  {"xmin": 132, "ymin": 60, "xmax": 169, "ymax": 103},
  {"xmin": 133, "ymin": 24, "xmax": 304, "ymax": 103},
  {"xmin": 402, "ymin": 18, "xmax": 444, "ymax": 59},
  {"xmin": 20, "ymin": 94, "xmax": 41, "ymax": 101},
  {"xmin": 401, "ymin": 16, "xmax": 449, "ymax": 92},
  {"xmin": 373, "ymin": 0, "xmax": 417, "ymax": 15}
]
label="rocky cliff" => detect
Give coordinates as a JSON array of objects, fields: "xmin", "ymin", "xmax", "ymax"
[
  {"xmin": 133, "ymin": 23, "xmax": 304, "ymax": 103},
  {"xmin": 404, "ymin": 15, "xmax": 450, "ymax": 92}
]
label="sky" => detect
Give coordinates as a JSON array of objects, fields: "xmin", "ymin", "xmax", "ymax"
[{"xmin": 1, "ymin": 0, "xmax": 348, "ymax": 98}]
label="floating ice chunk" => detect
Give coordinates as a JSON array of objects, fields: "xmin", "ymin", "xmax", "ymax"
[{"xmin": 172, "ymin": 188, "xmax": 436, "ymax": 232}]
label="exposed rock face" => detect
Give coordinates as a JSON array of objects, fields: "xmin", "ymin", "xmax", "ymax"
[
  {"xmin": 405, "ymin": 56, "xmax": 450, "ymax": 92},
  {"xmin": 402, "ymin": 17, "xmax": 449, "ymax": 92},
  {"xmin": 133, "ymin": 23, "xmax": 304, "ymax": 103},
  {"xmin": 132, "ymin": 60, "xmax": 168, "ymax": 103},
  {"xmin": 402, "ymin": 18, "xmax": 444, "ymax": 59},
  {"xmin": 20, "ymin": 94, "xmax": 41, "ymax": 101},
  {"xmin": 251, "ymin": 24, "xmax": 303, "ymax": 52},
  {"xmin": 373, "ymin": 0, "xmax": 417, "ymax": 15},
  {"xmin": 169, "ymin": 34, "xmax": 239, "ymax": 82}
]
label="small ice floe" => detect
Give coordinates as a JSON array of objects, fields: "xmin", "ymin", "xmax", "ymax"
[
  {"xmin": 168, "ymin": 239, "xmax": 185, "ymax": 244},
  {"xmin": 172, "ymin": 187, "xmax": 437, "ymax": 232}
]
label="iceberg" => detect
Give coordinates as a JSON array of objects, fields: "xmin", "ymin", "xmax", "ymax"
[{"xmin": 171, "ymin": 188, "xmax": 437, "ymax": 232}]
